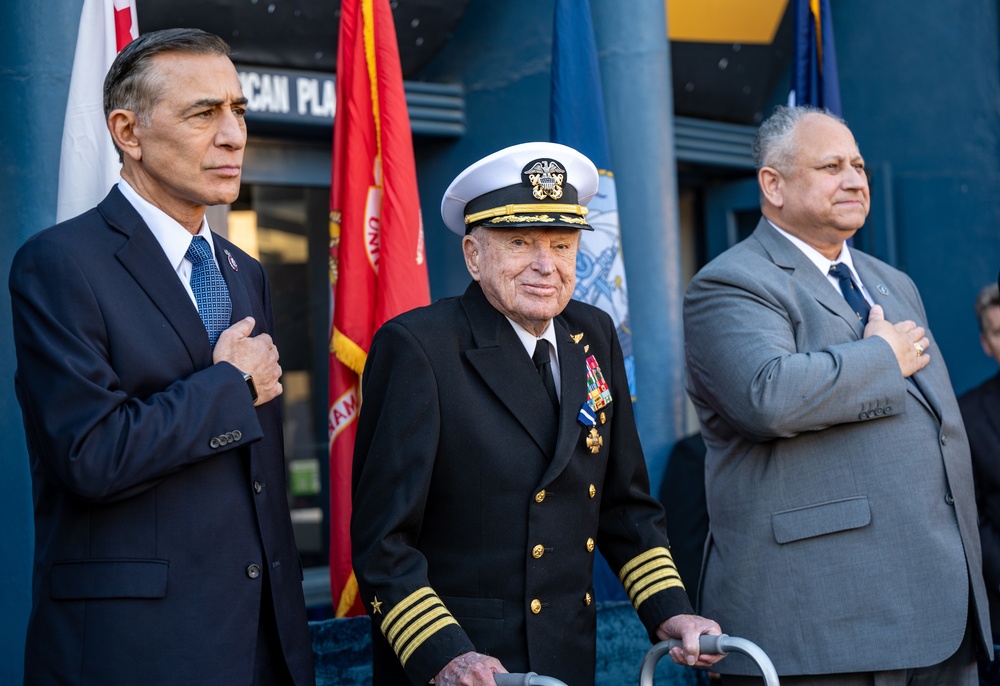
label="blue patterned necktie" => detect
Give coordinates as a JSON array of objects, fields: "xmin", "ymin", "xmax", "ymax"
[
  {"xmin": 829, "ymin": 262, "xmax": 871, "ymax": 325},
  {"xmin": 185, "ymin": 236, "xmax": 232, "ymax": 347}
]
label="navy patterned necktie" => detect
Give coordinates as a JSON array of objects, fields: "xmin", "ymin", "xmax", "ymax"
[
  {"xmin": 533, "ymin": 339, "xmax": 559, "ymax": 409},
  {"xmin": 829, "ymin": 262, "xmax": 871, "ymax": 325},
  {"xmin": 185, "ymin": 236, "xmax": 232, "ymax": 347}
]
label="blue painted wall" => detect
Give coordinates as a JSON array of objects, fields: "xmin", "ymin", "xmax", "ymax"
[
  {"xmin": 0, "ymin": 2, "xmax": 81, "ymax": 682},
  {"xmin": 835, "ymin": 0, "xmax": 1000, "ymax": 394}
]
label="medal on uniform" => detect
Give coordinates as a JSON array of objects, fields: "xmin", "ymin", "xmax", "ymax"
[{"xmin": 578, "ymin": 355, "xmax": 612, "ymax": 453}]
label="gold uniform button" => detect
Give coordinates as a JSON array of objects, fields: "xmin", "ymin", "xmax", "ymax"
[
  {"xmin": 532, "ymin": 545, "xmax": 545, "ymax": 559},
  {"xmin": 584, "ymin": 592, "xmax": 592, "ymax": 606},
  {"xmin": 530, "ymin": 599, "xmax": 542, "ymax": 614},
  {"xmin": 600, "ymin": 411, "xmax": 606, "ymax": 425},
  {"xmin": 535, "ymin": 490, "xmax": 546, "ymax": 503},
  {"xmin": 588, "ymin": 484, "xmax": 596, "ymax": 499},
  {"xmin": 586, "ymin": 538, "xmax": 595, "ymax": 553}
]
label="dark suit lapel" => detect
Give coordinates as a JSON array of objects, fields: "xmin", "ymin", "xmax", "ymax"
[
  {"xmin": 212, "ymin": 235, "xmax": 254, "ymax": 326},
  {"xmin": 100, "ymin": 189, "xmax": 212, "ymax": 367},
  {"xmin": 461, "ymin": 283, "xmax": 559, "ymax": 455},
  {"xmin": 754, "ymin": 221, "xmax": 866, "ymax": 339}
]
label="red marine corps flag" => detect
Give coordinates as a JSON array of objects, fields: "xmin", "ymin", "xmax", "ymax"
[
  {"xmin": 328, "ymin": 0, "xmax": 430, "ymax": 617},
  {"xmin": 57, "ymin": 0, "xmax": 138, "ymax": 222}
]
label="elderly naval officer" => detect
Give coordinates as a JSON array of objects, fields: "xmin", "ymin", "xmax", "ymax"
[{"xmin": 351, "ymin": 142, "xmax": 722, "ymax": 686}]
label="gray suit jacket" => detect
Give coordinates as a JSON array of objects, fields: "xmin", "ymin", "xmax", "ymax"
[{"xmin": 683, "ymin": 219, "xmax": 990, "ymax": 676}]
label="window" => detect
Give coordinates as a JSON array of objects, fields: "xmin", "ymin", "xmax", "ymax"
[{"xmin": 226, "ymin": 185, "xmax": 332, "ymax": 582}]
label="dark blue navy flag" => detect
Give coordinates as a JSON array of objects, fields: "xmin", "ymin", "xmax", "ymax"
[
  {"xmin": 551, "ymin": 0, "xmax": 636, "ymax": 401},
  {"xmin": 791, "ymin": 0, "xmax": 842, "ymax": 114},
  {"xmin": 551, "ymin": 0, "xmax": 635, "ymax": 604}
]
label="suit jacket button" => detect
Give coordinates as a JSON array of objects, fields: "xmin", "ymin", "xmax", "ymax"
[
  {"xmin": 254, "ymin": 481, "xmax": 263, "ymax": 494},
  {"xmin": 530, "ymin": 599, "xmax": 542, "ymax": 614},
  {"xmin": 945, "ymin": 492, "xmax": 955, "ymax": 506},
  {"xmin": 225, "ymin": 432, "xmax": 236, "ymax": 442},
  {"xmin": 246, "ymin": 564, "xmax": 261, "ymax": 579},
  {"xmin": 584, "ymin": 592, "xmax": 592, "ymax": 606},
  {"xmin": 233, "ymin": 430, "xmax": 242, "ymax": 441},
  {"xmin": 532, "ymin": 545, "xmax": 545, "ymax": 559},
  {"xmin": 588, "ymin": 484, "xmax": 597, "ymax": 499},
  {"xmin": 535, "ymin": 490, "xmax": 546, "ymax": 503},
  {"xmin": 941, "ymin": 434, "xmax": 948, "ymax": 446},
  {"xmin": 585, "ymin": 538, "xmax": 595, "ymax": 553},
  {"xmin": 210, "ymin": 437, "xmax": 221, "ymax": 449}
]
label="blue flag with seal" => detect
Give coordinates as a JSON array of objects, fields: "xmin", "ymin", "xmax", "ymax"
[
  {"xmin": 551, "ymin": 0, "xmax": 633, "ymax": 603},
  {"xmin": 791, "ymin": 0, "xmax": 842, "ymax": 114},
  {"xmin": 550, "ymin": 0, "xmax": 636, "ymax": 401}
]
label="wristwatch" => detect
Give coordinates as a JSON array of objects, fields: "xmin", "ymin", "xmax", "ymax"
[{"xmin": 242, "ymin": 371, "xmax": 258, "ymax": 403}]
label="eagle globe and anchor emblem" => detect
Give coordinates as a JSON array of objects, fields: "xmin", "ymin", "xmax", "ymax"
[{"xmin": 524, "ymin": 160, "xmax": 566, "ymax": 200}]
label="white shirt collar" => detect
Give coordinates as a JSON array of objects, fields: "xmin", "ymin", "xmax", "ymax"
[
  {"xmin": 766, "ymin": 220, "xmax": 870, "ymax": 301},
  {"xmin": 118, "ymin": 179, "xmax": 214, "ymax": 271},
  {"xmin": 506, "ymin": 317, "xmax": 559, "ymax": 363}
]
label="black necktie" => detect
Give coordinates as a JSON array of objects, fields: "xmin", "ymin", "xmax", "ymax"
[
  {"xmin": 829, "ymin": 263, "xmax": 871, "ymax": 325},
  {"xmin": 532, "ymin": 340, "xmax": 559, "ymax": 409}
]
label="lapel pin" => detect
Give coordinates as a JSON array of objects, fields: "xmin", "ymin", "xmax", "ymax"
[
  {"xmin": 570, "ymin": 333, "xmax": 584, "ymax": 344},
  {"xmin": 224, "ymin": 249, "xmax": 239, "ymax": 272}
]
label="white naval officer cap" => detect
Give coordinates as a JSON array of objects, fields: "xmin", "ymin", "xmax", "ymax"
[{"xmin": 440, "ymin": 141, "xmax": 599, "ymax": 236}]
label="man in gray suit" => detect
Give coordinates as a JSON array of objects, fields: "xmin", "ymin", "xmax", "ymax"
[{"xmin": 683, "ymin": 105, "xmax": 991, "ymax": 685}]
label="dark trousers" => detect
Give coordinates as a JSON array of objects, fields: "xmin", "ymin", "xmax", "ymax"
[
  {"xmin": 254, "ymin": 573, "xmax": 294, "ymax": 686},
  {"xmin": 979, "ymin": 643, "xmax": 1000, "ymax": 686}
]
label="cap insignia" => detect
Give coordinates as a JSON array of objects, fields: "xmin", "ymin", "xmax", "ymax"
[{"xmin": 524, "ymin": 160, "xmax": 566, "ymax": 201}]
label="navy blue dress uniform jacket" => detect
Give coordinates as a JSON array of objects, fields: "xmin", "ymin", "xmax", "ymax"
[
  {"xmin": 10, "ymin": 188, "xmax": 315, "ymax": 686},
  {"xmin": 351, "ymin": 281, "xmax": 691, "ymax": 686}
]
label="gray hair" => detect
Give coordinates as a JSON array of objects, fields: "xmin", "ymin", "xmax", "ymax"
[
  {"xmin": 975, "ymin": 282, "xmax": 1000, "ymax": 333},
  {"xmin": 103, "ymin": 28, "xmax": 232, "ymax": 160},
  {"xmin": 752, "ymin": 105, "xmax": 847, "ymax": 173}
]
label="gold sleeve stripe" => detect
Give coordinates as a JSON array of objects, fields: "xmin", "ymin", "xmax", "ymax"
[
  {"xmin": 618, "ymin": 547, "xmax": 673, "ymax": 581},
  {"xmin": 627, "ymin": 557, "xmax": 677, "ymax": 588},
  {"xmin": 379, "ymin": 587, "xmax": 460, "ymax": 666},
  {"xmin": 392, "ymin": 605, "xmax": 452, "ymax": 655},
  {"xmin": 633, "ymin": 578, "xmax": 686, "ymax": 608},
  {"xmin": 619, "ymin": 548, "xmax": 685, "ymax": 609},
  {"xmin": 383, "ymin": 595, "xmax": 441, "ymax": 645},
  {"xmin": 381, "ymin": 587, "xmax": 436, "ymax": 634},
  {"xmin": 399, "ymin": 616, "xmax": 460, "ymax": 666}
]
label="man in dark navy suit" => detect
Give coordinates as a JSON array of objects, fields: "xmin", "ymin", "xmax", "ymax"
[{"xmin": 10, "ymin": 28, "xmax": 314, "ymax": 685}]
